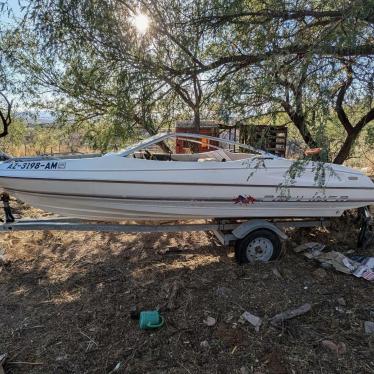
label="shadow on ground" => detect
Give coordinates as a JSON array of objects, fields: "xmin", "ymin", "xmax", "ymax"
[{"xmin": 0, "ymin": 210, "xmax": 373, "ymax": 374}]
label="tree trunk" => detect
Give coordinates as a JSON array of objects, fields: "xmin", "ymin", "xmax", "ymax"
[
  {"xmin": 333, "ymin": 130, "xmax": 358, "ymax": 164},
  {"xmin": 292, "ymin": 114, "xmax": 319, "ymax": 149},
  {"xmin": 191, "ymin": 107, "xmax": 201, "ymax": 152},
  {"xmin": 298, "ymin": 125, "xmax": 319, "ymax": 149},
  {"xmin": 281, "ymin": 101, "xmax": 319, "ymax": 150},
  {"xmin": 333, "ymin": 107, "xmax": 374, "ymax": 164}
]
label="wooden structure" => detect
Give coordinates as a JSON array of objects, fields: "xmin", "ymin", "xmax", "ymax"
[
  {"xmin": 175, "ymin": 120, "xmax": 220, "ymax": 153},
  {"xmin": 239, "ymin": 125, "xmax": 287, "ymax": 157},
  {"xmin": 175, "ymin": 120, "xmax": 288, "ymax": 157}
]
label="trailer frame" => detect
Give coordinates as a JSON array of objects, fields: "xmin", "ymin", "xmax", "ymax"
[
  {"xmin": 0, "ymin": 214, "xmax": 331, "ymax": 263},
  {"xmin": 0, "ymin": 195, "xmax": 371, "ymax": 263}
]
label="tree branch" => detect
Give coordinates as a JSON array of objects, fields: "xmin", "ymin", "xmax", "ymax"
[
  {"xmin": 173, "ymin": 43, "xmax": 374, "ymax": 76},
  {"xmin": 0, "ymin": 91, "xmax": 12, "ymax": 138},
  {"xmin": 335, "ymin": 63, "xmax": 353, "ymax": 133},
  {"xmin": 354, "ymin": 107, "xmax": 374, "ymax": 132},
  {"xmin": 192, "ymin": 5, "xmax": 374, "ymax": 26}
]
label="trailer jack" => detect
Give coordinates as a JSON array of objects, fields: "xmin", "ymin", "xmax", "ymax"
[{"xmin": 1, "ymin": 192, "xmax": 15, "ymax": 223}]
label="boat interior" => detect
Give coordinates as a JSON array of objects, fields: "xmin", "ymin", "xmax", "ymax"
[
  {"xmin": 131, "ymin": 149, "xmax": 253, "ymax": 162},
  {"xmin": 127, "ymin": 133, "xmax": 260, "ymax": 162}
]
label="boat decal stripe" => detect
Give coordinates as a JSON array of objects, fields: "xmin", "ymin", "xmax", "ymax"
[
  {"xmin": 0, "ymin": 176, "xmax": 374, "ymax": 190},
  {"xmin": 5, "ymin": 187, "xmax": 374, "ymax": 203}
]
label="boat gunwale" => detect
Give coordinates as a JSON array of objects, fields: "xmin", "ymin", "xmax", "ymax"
[{"xmin": 1, "ymin": 175, "xmax": 374, "ymax": 190}]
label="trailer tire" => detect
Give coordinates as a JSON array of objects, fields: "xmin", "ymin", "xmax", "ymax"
[{"xmin": 235, "ymin": 229, "xmax": 281, "ymax": 264}]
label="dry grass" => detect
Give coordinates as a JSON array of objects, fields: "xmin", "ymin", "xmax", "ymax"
[{"xmin": 0, "ymin": 203, "xmax": 373, "ymax": 373}]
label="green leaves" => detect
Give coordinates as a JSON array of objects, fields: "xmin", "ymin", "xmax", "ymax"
[{"xmin": 1, "ymin": 0, "xmax": 373, "ymax": 163}]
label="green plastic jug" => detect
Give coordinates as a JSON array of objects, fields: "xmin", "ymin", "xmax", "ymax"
[{"xmin": 139, "ymin": 311, "xmax": 164, "ymax": 330}]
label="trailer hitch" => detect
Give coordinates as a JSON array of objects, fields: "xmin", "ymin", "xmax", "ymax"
[{"xmin": 0, "ymin": 192, "xmax": 15, "ymax": 223}]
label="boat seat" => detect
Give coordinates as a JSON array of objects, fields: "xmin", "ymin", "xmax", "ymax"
[
  {"xmin": 131, "ymin": 150, "xmax": 252, "ymax": 162},
  {"xmin": 171, "ymin": 153, "xmax": 203, "ymax": 161},
  {"xmin": 172, "ymin": 150, "xmax": 230, "ymax": 162},
  {"xmin": 197, "ymin": 157, "xmax": 217, "ymax": 162}
]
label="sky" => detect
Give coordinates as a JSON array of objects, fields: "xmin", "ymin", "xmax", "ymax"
[
  {"xmin": 0, "ymin": 0, "xmax": 57, "ymax": 126},
  {"xmin": 0, "ymin": 0, "xmax": 22, "ymax": 26}
]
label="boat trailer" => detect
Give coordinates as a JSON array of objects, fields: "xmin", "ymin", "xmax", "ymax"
[{"xmin": 0, "ymin": 194, "xmax": 372, "ymax": 263}]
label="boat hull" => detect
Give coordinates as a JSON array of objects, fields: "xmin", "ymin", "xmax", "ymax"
[
  {"xmin": 1, "ymin": 177, "xmax": 372, "ymax": 220},
  {"xmin": 8, "ymin": 190, "xmax": 370, "ymax": 220},
  {"xmin": 0, "ymin": 155, "xmax": 373, "ymax": 220}
]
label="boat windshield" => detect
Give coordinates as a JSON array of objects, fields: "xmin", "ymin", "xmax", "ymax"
[
  {"xmin": 104, "ymin": 133, "xmax": 170, "ymax": 157},
  {"xmin": 106, "ymin": 132, "xmax": 273, "ymax": 159}
]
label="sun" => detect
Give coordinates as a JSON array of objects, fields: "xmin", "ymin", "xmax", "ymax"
[{"xmin": 131, "ymin": 13, "xmax": 150, "ymax": 35}]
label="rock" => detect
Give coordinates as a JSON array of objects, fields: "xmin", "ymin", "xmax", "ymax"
[
  {"xmin": 270, "ymin": 303, "xmax": 311, "ymax": 327},
  {"xmin": 321, "ymin": 340, "xmax": 347, "ymax": 354},
  {"xmin": 241, "ymin": 311, "xmax": 262, "ymax": 332},
  {"xmin": 200, "ymin": 340, "xmax": 210, "ymax": 348},
  {"xmin": 337, "ymin": 297, "xmax": 346, "ymax": 306},
  {"xmin": 240, "ymin": 366, "xmax": 249, "ymax": 374},
  {"xmin": 0, "ymin": 248, "xmax": 6, "ymax": 264},
  {"xmin": 271, "ymin": 267, "xmax": 284, "ymax": 280},
  {"xmin": 321, "ymin": 340, "xmax": 337, "ymax": 352},
  {"xmin": 364, "ymin": 321, "xmax": 374, "ymax": 335},
  {"xmin": 203, "ymin": 316, "xmax": 216, "ymax": 327}
]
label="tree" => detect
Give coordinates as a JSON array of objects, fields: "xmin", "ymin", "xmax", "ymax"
[
  {"xmin": 333, "ymin": 60, "xmax": 374, "ymax": 163},
  {"xmin": 0, "ymin": 118, "xmax": 26, "ymax": 155},
  {"xmin": 14, "ymin": 1, "xmax": 215, "ymax": 140},
  {"xmin": 0, "ymin": 8, "xmax": 13, "ymax": 139},
  {"xmin": 196, "ymin": 0, "xmax": 374, "ymax": 162},
  {"xmin": 11, "ymin": 0, "xmax": 374, "ymax": 162},
  {"xmin": 215, "ymin": 52, "xmax": 374, "ymax": 162},
  {"xmin": 174, "ymin": 0, "xmax": 374, "ymax": 74}
]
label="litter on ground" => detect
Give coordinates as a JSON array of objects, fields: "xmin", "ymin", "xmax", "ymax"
[
  {"xmin": 364, "ymin": 321, "xmax": 374, "ymax": 335},
  {"xmin": 295, "ymin": 242, "xmax": 374, "ymax": 281}
]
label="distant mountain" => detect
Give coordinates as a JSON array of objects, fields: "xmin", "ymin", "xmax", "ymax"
[{"xmin": 15, "ymin": 111, "xmax": 56, "ymax": 126}]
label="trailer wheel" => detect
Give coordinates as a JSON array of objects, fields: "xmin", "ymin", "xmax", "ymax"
[{"xmin": 235, "ymin": 229, "xmax": 281, "ymax": 264}]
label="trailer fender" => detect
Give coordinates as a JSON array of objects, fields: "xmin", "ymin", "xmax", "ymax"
[{"xmin": 232, "ymin": 219, "xmax": 288, "ymax": 240}]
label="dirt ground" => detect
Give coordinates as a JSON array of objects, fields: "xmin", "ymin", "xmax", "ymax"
[{"xmin": 0, "ymin": 202, "xmax": 373, "ymax": 374}]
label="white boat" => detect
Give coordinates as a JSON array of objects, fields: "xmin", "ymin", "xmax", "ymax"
[{"xmin": 0, "ymin": 132, "xmax": 373, "ymax": 220}]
